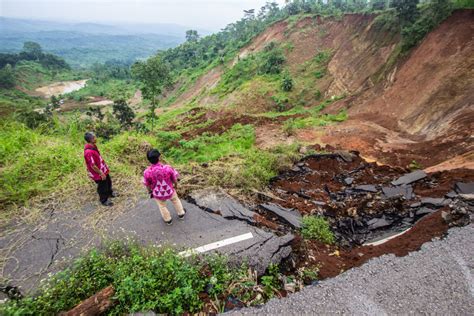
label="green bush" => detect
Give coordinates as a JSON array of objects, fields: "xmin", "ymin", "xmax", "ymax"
[
  {"xmin": 214, "ymin": 42, "xmax": 285, "ymax": 94},
  {"xmin": 301, "ymin": 216, "xmax": 335, "ymax": 244},
  {"xmin": 401, "ymin": 1, "xmax": 453, "ymax": 52},
  {"xmin": 281, "ymin": 71, "xmax": 293, "ymax": 92},
  {"xmin": 0, "ymin": 242, "xmax": 281, "ymax": 315}
]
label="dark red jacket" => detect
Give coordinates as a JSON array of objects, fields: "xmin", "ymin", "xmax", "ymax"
[{"xmin": 84, "ymin": 143, "xmax": 109, "ymax": 181}]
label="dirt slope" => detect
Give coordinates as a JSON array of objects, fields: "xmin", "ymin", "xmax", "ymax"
[
  {"xmin": 165, "ymin": 10, "xmax": 473, "ymax": 170},
  {"xmin": 322, "ymin": 10, "xmax": 474, "ymax": 167}
]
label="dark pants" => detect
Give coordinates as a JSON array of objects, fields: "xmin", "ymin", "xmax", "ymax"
[{"xmin": 95, "ymin": 174, "xmax": 113, "ymax": 203}]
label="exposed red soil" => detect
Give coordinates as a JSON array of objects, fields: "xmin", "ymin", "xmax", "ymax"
[
  {"xmin": 290, "ymin": 209, "xmax": 448, "ymax": 280},
  {"xmin": 166, "ymin": 107, "xmax": 302, "ymax": 140},
  {"xmin": 321, "ymin": 10, "xmax": 474, "ymax": 169},
  {"xmin": 413, "ymin": 168, "xmax": 474, "ymax": 197},
  {"xmin": 260, "ymin": 153, "xmax": 473, "ymax": 280}
]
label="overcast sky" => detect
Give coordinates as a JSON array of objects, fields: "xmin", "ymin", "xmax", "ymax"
[{"xmin": 1, "ymin": 0, "xmax": 286, "ymax": 30}]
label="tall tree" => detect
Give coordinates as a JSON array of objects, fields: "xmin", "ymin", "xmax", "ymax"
[
  {"xmin": 392, "ymin": 0, "xmax": 419, "ymax": 26},
  {"xmin": 131, "ymin": 56, "xmax": 172, "ymax": 131},
  {"xmin": 185, "ymin": 30, "xmax": 200, "ymax": 43},
  {"xmin": 22, "ymin": 41, "xmax": 43, "ymax": 60},
  {"xmin": 0, "ymin": 64, "xmax": 16, "ymax": 88},
  {"xmin": 112, "ymin": 99, "xmax": 135, "ymax": 128}
]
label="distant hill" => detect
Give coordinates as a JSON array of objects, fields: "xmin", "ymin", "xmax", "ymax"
[{"xmin": 0, "ymin": 17, "xmax": 211, "ymax": 68}]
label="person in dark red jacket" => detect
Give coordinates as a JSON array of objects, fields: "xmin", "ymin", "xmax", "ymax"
[{"xmin": 83, "ymin": 132, "xmax": 116, "ymax": 206}]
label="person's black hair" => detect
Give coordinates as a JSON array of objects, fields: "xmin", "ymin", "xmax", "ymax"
[
  {"xmin": 147, "ymin": 149, "xmax": 161, "ymax": 164},
  {"xmin": 84, "ymin": 132, "xmax": 95, "ymax": 143}
]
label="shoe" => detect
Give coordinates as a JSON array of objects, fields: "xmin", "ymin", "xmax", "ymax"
[
  {"xmin": 164, "ymin": 219, "xmax": 173, "ymax": 226},
  {"xmin": 101, "ymin": 199, "xmax": 113, "ymax": 206},
  {"xmin": 110, "ymin": 192, "xmax": 119, "ymax": 198},
  {"xmin": 178, "ymin": 209, "xmax": 187, "ymax": 220}
]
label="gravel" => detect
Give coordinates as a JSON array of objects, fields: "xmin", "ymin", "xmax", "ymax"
[{"xmin": 229, "ymin": 225, "xmax": 474, "ymax": 315}]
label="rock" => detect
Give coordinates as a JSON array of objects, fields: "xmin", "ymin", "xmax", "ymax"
[
  {"xmin": 455, "ymin": 182, "xmax": 474, "ymax": 195},
  {"xmin": 311, "ymin": 200, "xmax": 326, "ymax": 206},
  {"xmin": 299, "ymin": 146, "xmax": 309, "ymax": 154},
  {"xmin": 284, "ymin": 282, "xmax": 296, "ymax": 293},
  {"xmin": 189, "ymin": 188, "xmax": 256, "ymax": 224},
  {"xmin": 421, "ymin": 197, "xmax": 451, "ymax": 208},
  {"xmin": 445, "ymin": 191, "xmax": 458, "ymax": 199},
  {"xmin": 382, "ymin": 186, "xmax": 413, "ymax": 200},
  {"xmin": 416, "ymin": 207, "xmax": 436, "ymax": 216},
  {"xmin": 259, "ymin": 203, "xmax": 302, "ymax": 229},
  {"xmin": 460, "ymin": 194, "xmax": 474, "ymax": 201},
  {"xmin": 392, "ymin": 170, "xmax": 427, "ymax": 186},
  {"xmin": 441, "ymin": 211, "xmax": 451, "ymax": 222},
  {"xmin": 291, "ymin": 166, "xmax": 301, "ymax": 172},
  {"xmin": 354, "ymin": 185, "xmax": 378, "ymax": 193},
  {"xmin": 366, "ymin": 216, "xmax": 393, "ymax": 230},
  {"xmin": 344, "ymin": 177, "xmax": 354, "ymax": 186},
  {"xmin": 335, "ymin": 150, "xmax": 357, "ymax": 163},
  {"xmin": 410, "ymin": 202, "xmax": 422, "ymax": 208}
]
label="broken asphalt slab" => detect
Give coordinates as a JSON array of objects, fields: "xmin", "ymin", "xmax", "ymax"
[
  {"xmin": 382, "ymin": 185, "xmax": 414, "ymax": 200},
  {"xmin": 455, "ymin": 182, "xmax": 474, "ymax": 195},
  {"xmin": 420, "ymin": 197, "xmax": 452, "ymax": 208},
  {"xmin": 1, "ymin": 194, "xmax": 293, "ymax": 293},
  {"xmin": 354, "ymin": 185, "xmax": 378, "ymax": 193},
  {"xmin": 392, "ymin": 170, "xmax": 427, "ymax": 186},
  {"xmin": 189, "ymin": 188, "xmax": 257, "ymax": 225},
  {"xmin": 258, "ymin": 203, "xmax": 302, "ymax": 229}
]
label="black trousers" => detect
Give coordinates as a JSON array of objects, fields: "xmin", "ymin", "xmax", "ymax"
[{"xmin": 95, "ymin": 174, "xmax": 113, "ymax": 203}]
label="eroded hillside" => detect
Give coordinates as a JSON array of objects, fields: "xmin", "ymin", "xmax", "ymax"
[{"xmin": 163, "ymin": 10, "xmax": 473, "ymax": 171}]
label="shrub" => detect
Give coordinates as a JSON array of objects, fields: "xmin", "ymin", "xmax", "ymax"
[
  {"xmin": 314, "ymin": 70, "xmax": 325, "ymax": 79},
  {"xmin": 301, "ymin": 216, "xmax": 335, "ymax": 244},
  {"xmin": 272, "ymin": 94, "xmax": 290, "ymax": 112},
  {"xmin": 0, "ymin": 242, "xmax": 283, "ymax": 315},
  {"xmin": 401, "ymin": 1, "xmax": 453, "ymax": 52},
  {"xmin": 281, "ymin": 71, "xmax": 293, "ymax": 92}
]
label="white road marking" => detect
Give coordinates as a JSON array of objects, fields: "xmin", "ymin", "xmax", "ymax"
[
  {"xmin": 179, "ymin": 232, "xmax": 254, "ymax": 257},
  {"xmin": 364, "ymin": 227, "xmax": 412, "ymax": 247}
]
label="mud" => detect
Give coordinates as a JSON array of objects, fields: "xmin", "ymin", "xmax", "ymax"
[{"xmin": 251, "ymin": 152, "xmax": 474, "ymax": 280}]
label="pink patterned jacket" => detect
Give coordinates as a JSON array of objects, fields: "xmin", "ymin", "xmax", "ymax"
[{"xmin": 143, "ymin": 163, "xmax": 179, "ymax": 200}]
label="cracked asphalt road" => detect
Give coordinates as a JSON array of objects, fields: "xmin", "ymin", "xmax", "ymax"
[
  {"xmin": 230, "ymin": 224, "xmax": 474, "ymax": 315},
  {"xmin": 1, "ymin": 197, "xmax": 292, "ymax": 293}
]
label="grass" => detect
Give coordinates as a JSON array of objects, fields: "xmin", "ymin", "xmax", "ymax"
[
  {"xmin": 0, "ymin": 88, "xmax": 46, "ymax": 115},
  {"xmin": 13, "ymin": 61, "xmax": 79, "ymax": 91},
  {"xmin": 0, "ymin": 116, "xmax": 161, "ymax": 209},
  {"xmin": 66, "ymin": 79, "xmax": 137, "ymax": 102},
  {"xmin": 283, "ymin": 109, "xmax": 347, "ymax": 131},
  {"xmin": 301, "ymin": 215, "xmax": 335, "ymax": 244},
  {"xmin": 0, "ymin": 241, "xmax": 284, "ymax": 315},
  {"xmin": 164, "ymin": 124, "xmax": 254, "ymax": 164}
]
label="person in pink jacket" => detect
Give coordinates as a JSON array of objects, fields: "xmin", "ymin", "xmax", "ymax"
[
  {"xmin": 143, "ymin": 149, "xmax": 185, "ymax": 225},
  {"xmin": 83, "ymin": 132, "xmax": 117, "ymax": 206}
]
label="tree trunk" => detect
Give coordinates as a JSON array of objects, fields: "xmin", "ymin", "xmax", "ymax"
[{"xmin": 60, "ymin": 285, "xmax": 116, "ymax": 316}]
